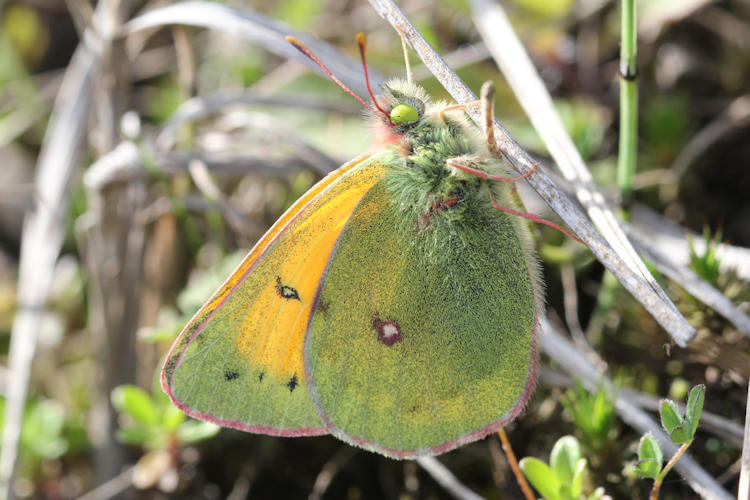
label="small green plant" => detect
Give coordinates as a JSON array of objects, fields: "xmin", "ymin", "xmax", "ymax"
[
  {"xmin": 561, "ymin": 380, "xmax": 617, "ymax": 454},
  {"xmin": 519, "ymin": 435, "xmax": 607, "ymax": 500},
  {"xmin": 112, "ymin": 384, "xmax": 219, "ymax": 451},
  {"xmin": 0, "ymin": 397, "xmax": 70, "ymax": 469},
  {"xmin": 112, "ymin": 381, "xmax": 219, "ymax": 491},
  {"xmin": 634, "ymin": 384, "xmax": 705, "ymax": 500},
  {"xmin": 688, "ymin": 227, "xmax": 722, "ymax": 286}
]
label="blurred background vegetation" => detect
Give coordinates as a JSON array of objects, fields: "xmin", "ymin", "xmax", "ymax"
[{"xmin": 0, "ymin": 0, "xmax": 748, "ymax": 498}]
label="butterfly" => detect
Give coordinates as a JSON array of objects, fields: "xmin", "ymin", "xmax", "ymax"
[{"xmin": 161, "ymin": 33, "xmax": 552, "ymax": 459}]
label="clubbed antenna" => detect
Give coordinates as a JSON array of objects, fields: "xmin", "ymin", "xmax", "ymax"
[
  {"xmin": 356, "ymin": 32, "xmax": 390, "ymax": 119},
  {"xmin": 396, "ymin": 27, "xmax": 413, "ymax": 84},
  {"xmin": 286, "ymin": 35, "xmax": 378, "ymax": 114}
]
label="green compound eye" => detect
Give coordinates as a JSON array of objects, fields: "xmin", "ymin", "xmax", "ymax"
[{"xmin": 390, "ymin": 104, "xmax": 419, "ymax": 124}]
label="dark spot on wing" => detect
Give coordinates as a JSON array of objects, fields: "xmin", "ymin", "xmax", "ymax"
[
  {"xmin": 373, "ymin": 314, "xmax": 403, "ymax": 346},
  {"xmin": 276, "ymin": 276, "xmax": 301, "ymax": 301},
  {"xmin": 258, "ymin": 371, "xmax": 265, "ymax": 382},
  {"xmin": 286, "ymin": 374, "xmax": 299, "ymax": 393},
  {"xmin": 224, "ymin": 370, "xmax": 240, "ymax": 381},
  {"xmin": 317, "ymin": 300, "xmax": 330, "ymax": 315}
]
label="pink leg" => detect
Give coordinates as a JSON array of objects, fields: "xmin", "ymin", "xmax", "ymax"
[
  {"xmin": 447, "ymin": 159, "xmax": 539, "ymax": 182},
  {"xmin": 490, "ymin": 198, "xmax": 583, "ymax": 244}
]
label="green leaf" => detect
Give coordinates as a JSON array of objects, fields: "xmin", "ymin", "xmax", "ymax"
[
  {"xmin": 669, "ymin": 423, "xmax": 691, "ymax": 444},
  {"xmin": 162, "ymin": 405, "xmax": 186, "ymax": 432},
  {"xmin": 558, "ymin": 484, "xmax": 576, "ymax": 500},
  {"xmin": 570, "ymin": 458, "xmax": 587, "ymax": 498},
  {"xmin": 519, "ymin": 457, "xmax": 561, "ymax": 500},
  {"xmin": 23, "ymin": 400, "xmax": 68, "ymax": 460},
  {"xmin": 116, "ymin": 427, "xmax": 153, "ymax": 446},
  {"xmin": 112, "ymin": 385, "xmax": 159, "ymax": 426},
  {"xmin": 560, "ymin": 380, "xmax": 616, "ymax": 453},
  {"xmin": 658, "ymin": 400, "xmax": 683, "ymax": 434},
  {"xmin": 635, "ymin": 459, "xmax": 661, "ymax": 479},
  {"xmin": 638, "ymin": 433, "xmax": 663, "ymax": 463},
  {"xmin": 550, "ymin": 435, "xmax": 581, "ymax": 484},
  {"xmin": 635, "ymin": 433, "xmax": 662, "ymax": 479},
  {"xmin": 588, "ymin": 487, "xmax": 607, "ymax": 500},
  {"xmin": 176, "ymin": 421, "xmax": 220, "ymax": 445},
  {"xmin": 685, "ymin": 384, "xmax": 705, "ymax": 439}
]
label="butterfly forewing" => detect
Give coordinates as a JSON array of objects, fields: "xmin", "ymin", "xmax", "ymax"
[{"xmin": 162, "ymin": 155, "xmax": 386, "ymax": 435}]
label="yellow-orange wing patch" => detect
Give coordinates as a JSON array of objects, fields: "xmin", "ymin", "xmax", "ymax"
[{"xmin": 162, "ymin": 155, "xmax": 386, "ymax": 435}]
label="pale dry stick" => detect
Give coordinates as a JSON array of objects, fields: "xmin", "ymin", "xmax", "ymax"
[
  {"xmin": 538, "ymin": 319, "xmax": 734, "ymax": 500},
  {"xmin": 76, "ymin": 466, "xmax": 134, "ymax": 500},
  {"xmin": 669, "ymin": 95, "xmax": 750, "ymax": 180},
  {"xmin": 155, "ymin": 92, "xmax": 359, "ymax": 151},
  {"xmin": 219, "ymin": 111, "xmax": 341, "ymax": 175},
  {"xmin": 740, "ymin": 381, "xmax": 750, "ymax": 500},
  {"xmin": 630, "ymin": 204, "xmax": 750, "ymax": 281},
  {"xmin": 172, "ymin": 25, "xmax": 197, "ymax": 97},
  {"xmin": 468, "ymin": 0, "xmax": 690, "ymax": 338},
  {"xmin": 560, "ymin": 262, "xmax": 594, "ymax": 354},
  {"xmin": 694, "ymin": 7, "xmax": 750, "ymax": 51},
  {"xmin": 86, "ymin": 0, "xmax": 145, "ymax": 487},
  {"xmin": 226, "ymin": 473, "xmax": 253, "ymax": 500},
  {"xmin": 416, "ymin": 457, "xmax": 484, "ymax": 500},
  {"xmin": 625, "ymin": 225, "xmax": 750, "ymax": 339},
  {"xmin": 64, "ymin": 0, "xmax": 94, "ymax": 40},
  {"xmin": 308, "ymin": 447, "xmax": 358, "ymax": 500},
  {"xmin": 187, "ymin": 159, "xmax": 256, "ymax": 241},
  {"xmin": 0, "ymin": 39, "xmax": 99, "ymax": 500},
  {"xmin": 367, "ymin": 0, "xmax": 695, "ymax": 346},
  {"xmin": 82, "ymin": 142, "xmax": 323, "ymax": 191},
  {"xmin": 248, "ymin": 59, "xmax": 307, "ymax": 96},
  {"xmin": 638, "ymin": 0, "xmax": 713, "ymax": 43},
  {"xmin": 633, "ymin": 95, "xmax": 750, "ymax": 190}
]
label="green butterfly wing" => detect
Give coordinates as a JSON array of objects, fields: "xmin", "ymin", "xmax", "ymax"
[
  {"xmin": 161, "ymin": 155, "xmax": 386, "ymax": 436},
  {"xmin": 305, "ymin": 181, "xmax": 540, "ymax": 458}
]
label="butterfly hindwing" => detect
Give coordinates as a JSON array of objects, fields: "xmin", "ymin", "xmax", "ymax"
[
  {"xmin": 305, "ymin": 180, "xmax": 540, "ymax": 457},
  {"xmin": 162, "ymin": 155, "xmax": 386, "ymax": 435}
]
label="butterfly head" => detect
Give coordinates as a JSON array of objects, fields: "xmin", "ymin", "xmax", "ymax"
[{"xmin": 376, "ymin": 79, "xmax": 429, "ymax": 130}]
